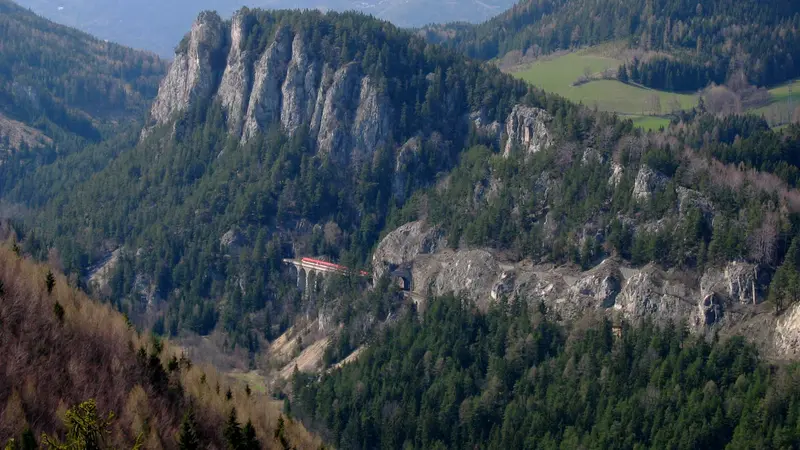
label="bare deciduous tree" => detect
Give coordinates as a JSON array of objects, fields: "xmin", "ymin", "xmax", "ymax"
[{"xmin": 748, "ymin": 211, "xmax": 779, "ymax": 265}]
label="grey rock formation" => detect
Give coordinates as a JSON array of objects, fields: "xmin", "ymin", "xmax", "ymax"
[
  {"xmin": 393, "ymin": 137, "xmax": 421, "ymax": 202},
  {"xmin": 146, "ymin": 12, "xmax": 225, "ymax": 131},
  {"xmin": 371, "ymin": 220, "xmax": 447, "ymax": 281},
  {"xmin": 220, "ymin": 228, "xmax": 247, "ymax": 255},
  {"xmin": 241, "ymin": 26, "xmax": 293, "ymax": 142},
  {"xmin": 701, "ymin": 261, "xmax": 761, "ymax": 305},
  {"xmin": 350, "ymin": 76, "xmax": 391, "ymax": 165},
  {"xmin": 280, "ymin": 35, "xmax": 319, "ymax": 135},
  {"xmin": 609, "ymin": 162, "xmax": 624, "ymax": 187},
  {"xmin": 145, "ymin": 12, "xmax": 392, "ymax": 168},
  {"xmin": 217, "ymin": 11, "xmax": 253, "ymax": 135},
  {"xmin": 632, "ymin": 166, "xmax": 669, "ymax": 201},
  {"xmin": 775, "ymin": 303, "xmax": 800, "ymax": 357},
  {"xmin": 503, "ymin": 105, "xmax": 553, "ymax": 157},
  {"xmin": 373, "ymin": 220, "xmax": 789, "ymax": 355}
]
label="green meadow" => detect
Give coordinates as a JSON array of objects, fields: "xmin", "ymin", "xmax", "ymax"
[{"xmin": 509, "ymin": 47, "xmax": 697, "ymax": 128}]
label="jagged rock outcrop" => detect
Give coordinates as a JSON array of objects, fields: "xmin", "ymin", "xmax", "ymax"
[
  {"xmin": 775, "ymin": 303, "xmax": 800, "ymax": 357},
  {"xmin": 280, "ymin": 35, "xmax": 320, "ymax": 135},
  {"xmin": 220, "ymin": 228, "xmax": 247, "ymax": 255},
  {"xmin": 241, "ymin": 26, "xmax": 293, "ymax": 141},
  {"xmin": 373, "ymin": 221, "xmax": 790, "ymax": 355},
  {"xmin": 609, "ymin": 162, "xmax": 624, "ymax": 186},
  {"xmin": 146, "ymin": 12, "xmax": 225, "ymax": 130},
  {"xmin": 217, "ymin": 11, "xmax": 253, "ymax": 135},
  {"xmin": 632, "ymin": 166, "xmax": 669, "ymax": 201},
  {"xmin": 371, "ymin": 221, "xmax": 446, "ymax": 281},
  {"xmin": 145, "ymin": 11, "xmax": 392, "ymax": 168},
  {"xmin": 503, "ymin": 105, "xmax": 553, "ymax": 157},
  {"xmin": 700, "ymin": 261, "xmax": 762, "ymax": 305},
  {"xmin": 393, "ymin": 137, "xmax": 421, "ymax": 201}
]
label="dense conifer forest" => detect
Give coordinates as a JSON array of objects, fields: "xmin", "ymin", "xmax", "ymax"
[{"xmin": 425, "ymin": 0, "xmax": 800, "ymax": 91}]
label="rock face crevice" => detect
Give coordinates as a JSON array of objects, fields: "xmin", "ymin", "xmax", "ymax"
[{"xmin": 145, "ymin": 12, "xmax": 393, "ymax": 167}]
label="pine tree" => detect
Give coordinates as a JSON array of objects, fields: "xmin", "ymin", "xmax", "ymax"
[
  {"xmin": 53, "ymin": 302, "xmax": 65, "ymax": 325},
  {"xmin": 45, "ymin": 270, "xmax": 55, "ymax": 295},
  {"xmin": 274, "ymin": 416, "xmax": 290, "ymax": 450},
  {"xmin": 241, "ymin": 421, "xmax": 259, "ymax": 450},
  {"xmin": 617, "ymin": 65, "xmax": 629, "ymax": 83},
  {"xmin": 178, "ymin": 408, "xmax": 200, "ymax": 450},
  {"xmin": 224, "ymin": 408, "xmax": 242, "ymax": 450}
]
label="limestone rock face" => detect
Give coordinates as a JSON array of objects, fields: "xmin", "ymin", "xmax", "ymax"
[
  {"xmin": 373, "ymin": 221, "xmax": 790, "ymax": 355},
  {"xmin": 701, "ymin": 261, "xmax": 762, "ymax": 305},
  {"xmin": 469, "ymin": 110, "xmax": 502, "ymax": 143},
  {"xmin": 632, "ymin": 166, "xmax": 669, "ymax": 201},
  {"xmin": 677, "ymin": 186, "xmax": 715, "ymax": 221},
  {"xmin": 775, "ymin": 303, "xmax": 800, "ymax": 357},
  {"xmin": 371, "ymin": 220, "xmax": 446, "ymax": 281},
  {"xmin": 503, "ymin": 105, "xmax": 553, "ymax": 157},
  {"xmin": 144, "ymin": 12, "xmax": 392, "ymax": 169},
  {"xmin": 614, "ymin": 266, "xmax": 695, "ymax": 324},
  {"xmin": 393, "ymin": 137, "xmax": 421, "ymax": 201},
  {"xmin": 280, "ymin": 35, "xmax": 319, "ymax": 135},
  {"xmin": 217, "ymin": 11, "xmax": 253, "ymax": 135},
  {"xmin": 241, "ymin": 26, "xmax": 293, "ymax": 142},
  {"xmin": 146, "ymin": 12, "xmax": 225, "ymax": 129},
  {"xmin": 609, "ymin": 162, "xmax": 624, "ymax": 186}
]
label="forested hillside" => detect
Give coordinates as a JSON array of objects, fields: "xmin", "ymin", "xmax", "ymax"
[
  {"xmin": 424, "ymin": 0, "xmax": 800, "ymax": 91},
  {"xmin": 293, "ymin": 295, "xmax": 800, "ymax": 449},
  {"xmin": 0, "ymin": 228, "xmax": 319, "ymax": 449},
  {"xmin": 10, "ymin": 6, "xmax": 800, "ymax": 367},
  {"xmin": 0, "ymin": 0, "xmax": 167, "ymax": 196},
  {"xmin": 16, "ymin": 9, "xmax": 539, "ymax": 348}
]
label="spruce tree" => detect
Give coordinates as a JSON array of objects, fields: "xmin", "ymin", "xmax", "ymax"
[
  {"xmin": 242, "ymin": 421, "xmax": 259, "ymax": 450},
  {"xmin": 223, "ymin": 408, "xmax": 242, "ymax": 450},
  {"xmin": 178, "ymin": 409, "xmax": 200, "ymax": 450},
  {"xmin": 45, "ymin": 270, "xmax": 55, "ymax": 295}
]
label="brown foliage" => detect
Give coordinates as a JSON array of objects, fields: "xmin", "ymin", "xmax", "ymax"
[{"xmin": 0, "ymin": 245, "xmax": 320, "ymax": 449}]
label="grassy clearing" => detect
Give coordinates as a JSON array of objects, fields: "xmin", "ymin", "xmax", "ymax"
[
  {"xmin": 750, "ymin": 79, "xmax": 800, "ymax": 126},
  {"xmin": 510, "ymin": 47, "xmax": 697, "ymax": 127},
  {"xmin": 229, "ymin": 369, "xmax": 269, "ymax": 394},
  {"xmin": 510, "ymin": 47, "xmax": 800, "ymax": 129}
]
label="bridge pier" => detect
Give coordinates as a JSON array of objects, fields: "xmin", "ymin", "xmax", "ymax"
[{"xmin": 283, "ymin": 257, "xmax": 369, "ymax": 298}]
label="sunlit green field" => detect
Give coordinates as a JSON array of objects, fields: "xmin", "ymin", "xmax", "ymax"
[
  {"xmin": 509, "ymin": 47, "xmax": 697, "ymax": 128},
  {"xmin": 509, "ymin": 46, "xmax": 800, "ymax": 129}
]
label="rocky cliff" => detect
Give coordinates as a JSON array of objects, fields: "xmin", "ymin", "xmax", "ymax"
[
  {"xmin": 144, "ymin": 9, "xmax": 554, "ymax": 168},
  {"xmin": 373, "ymin": 220, "xmax": 792, "ymax": 356},
  {"xmin": 503, "ymin": 105, "xmax": 553, "ymax": 157},
  {"xmin": 144, "ymin": 10, "xmax": 391, "ymax": 166},
  {"xmin": 146, "ymin": 11, "xmax": 226, "ymax": 129}
]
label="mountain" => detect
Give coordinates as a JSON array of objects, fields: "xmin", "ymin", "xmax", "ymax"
[
  {"xmin": 14, "ymin": 0, "xmax": 516, "ymax": 57},
  {"xmin": 10, "ymin": 6, "xmax": 800, "ymax": 359},
  {"xmin": 5, "ymin": 3, "xmax": 800, "ymax": 449},
  {"xmin": 424, "ymin": 0, "xmax": 800, "ymax": 91},
  {"xmin": 20, "ymin": 8, "xmax": 534, "ymax": 345},
  {"xmin": 0, "ymin": 232, "xmax": 320, "ymax": 449},
  {"xmin": 0, "ymin": 0, "xmax": 167, "ymax": 195}
]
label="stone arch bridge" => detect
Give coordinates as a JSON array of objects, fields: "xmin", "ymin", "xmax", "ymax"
[{"xmin": 283, "ymin": 257, "xmax": 370, "ymax": 296}]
